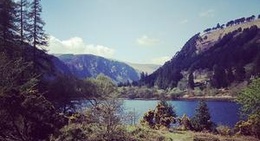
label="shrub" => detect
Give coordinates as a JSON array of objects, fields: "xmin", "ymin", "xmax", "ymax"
[
  {"xmin": 216, "ymin": 125, "xmax": 231, "ymax": 136},
  {"xmin": 234, "ymin": 114, "xmax": 260, "ymax": 138},
  {"xmin": 141, "ymin": 100, "xmax": 177, "ymax": 130},
  {"xmin": 179, "ymin": 114, "xmax": 192, "ymax": 130}
]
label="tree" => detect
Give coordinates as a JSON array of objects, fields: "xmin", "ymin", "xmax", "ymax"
[
  {"xmin": 46, "ymin": 75, "xmax": 80, "ymax": 113},
  {"xmin": 0, "ymin": 52, "xmax": 65, "ymax": 141},
  {"xmin": 141, "ymin": 100, "xmax": 177, "ymax": 129},
  {"xmin": 82, "ymin": 74, "xmax": 126, "ymax": 140},
  {"xmin": 0, "ymin": 0, "xmax": 17, "ymax": 49},
  {"xmin": 216, "ymin": 23, "xmax": 220, "ymax": 29},
  {"xmin": 191, "ymin": 100, "xmax": 214, "ymax": 131},
  {"xmin": 236, "ymin": 78, "xmax": 260, "ymax": 116},
  {"xmin": 234, "ymin": 64, "xmax": 246, "ymax": 82},
  {"xmin": 188, "ymin": 72, "xmax": 195, "ymax": 90},
  {"xmin": 16, "ymin": 0, "xmax": 30, "ymax": 46},
  {"xmin": 154, "ymin": 100, "xmax": 177, "ymax": 129},
  {"xmin": 226, "ymin": 67, "xmax": 235, "ymax": 84},
  {"xmin": 235, "ymin": 78, "xmax": 260, "ymax": 138},
  {"xmin": 28, "ymin": 0, "xmax": 47, "ymax": 66},
  {"xmin": 211, "ymin": 64, "xmax": 228, "ymax": 88},
  {"xmin": 252, "ymin": 54, "xmax": 260, "ymax": 76},
  {"xmin": 179, "ymin": 114, "xmax": 192, "ymax": 130}
]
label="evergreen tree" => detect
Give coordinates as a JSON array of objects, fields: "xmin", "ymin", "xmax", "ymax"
[
  {"xmin": 211, "ymin": 64, "xmax": 228, "ymax": 88},
  {"xmin": 28, "ymin": 0, "xmax": 47, "ymax": 65},
  {"xmin": 234, "ymin": 64, "xmax": 246, "ymax": 82},
  {"xmin": 191, "ymin": 100, "xmax": 214, "ymax": 131},
  {"xmin": 252, "ymin": 54, "xmax": 260, "ymax": 76},
  {"xmin": 16, "ymin": 0, "xmax": 30, "ymax": 46},
  {"xmin": 188, "ymin": 72, "xmax": 195, "ymax": 90},
  {"xmin": 0, "ymin": 52, "xmax": 64, "ymax": 141},
  {"xmin": 154, "ymin": 100, "xmax": 177, "ymax": 129},
  {"xmin": 227, "ymin": 67, "xmax": 235, "ymax": 84},
  {"xmin": 0, "ymin": 0, "xmax": 17, "ymax": 48}
]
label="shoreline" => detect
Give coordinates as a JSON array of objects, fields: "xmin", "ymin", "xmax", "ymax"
[{"xmin": 123, "ymin": 96, "xmax": 236, "ymax": 102}]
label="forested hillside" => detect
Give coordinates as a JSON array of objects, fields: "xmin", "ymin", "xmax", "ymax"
[
  {"xmin": 141, "ymin": 17, "xmax": 260, "ymax": 91},
  {"xmin": 57, "ymin": 54, "xmax": 140, "ymax": 83}
]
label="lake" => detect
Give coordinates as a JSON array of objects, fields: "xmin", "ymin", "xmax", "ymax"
[{"xmin": 123, "ymin": 100, "xmax": 241, "ymax": 127}]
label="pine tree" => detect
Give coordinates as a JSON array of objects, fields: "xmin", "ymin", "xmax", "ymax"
[
  {"xmin": 188, "ymin": 72, "xmax": 195, "ymax": 90},
  {"xmin": 211, "ymin": 64, "xmax": 228, "ymax": 88},
  {"xmin": 227, "ymin": 67, "xmax": 235, "ymax": 84},
  {"xmin": 0, "ymin": 0, "xmax": 17, "ymax": 49},
  {"xmin": 234, "ymin": 63, "xmax": 246, "ymax": 82},
  {"xmin": 28, "ymin": 0, "xmax": 47, "ymax": 65},
  {"xmin": 191, "ymin": 100, "xmax": 214, "ymax": 131},
  {"xmin": 16, "ymin": 0, "xmax": 30, "ymax": 45}
]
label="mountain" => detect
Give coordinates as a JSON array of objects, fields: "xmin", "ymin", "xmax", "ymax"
[
  {"xmin": 142, "ymin": 18, "xmax": 260, "ymax": 89},
  {"xmin": 126, "ymin": 63, "xmax": 161, "ymax": 75},
  {"xmin": 56, "ymin": 54, "xmax": 140, "ymax": 83}
]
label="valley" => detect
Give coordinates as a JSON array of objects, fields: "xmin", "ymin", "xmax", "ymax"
[{"xmin": 1, "ymin": 0, "xmax": 260, "ymax": 140}]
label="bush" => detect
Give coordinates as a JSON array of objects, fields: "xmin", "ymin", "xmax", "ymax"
[
  {"xmin": 179, "ymin": 114, "xmax": 192, "ymax": 130},
  {"xmin": 141, "ymin": 100, "xmax": 177, "ymax": 130},
  {"xmin": 234, "ymin": 114, "xmax": 260, "ymax": 138},
  {"xmin": 216, "ymin": 125, "xmax": 231, "ymax": 136}
]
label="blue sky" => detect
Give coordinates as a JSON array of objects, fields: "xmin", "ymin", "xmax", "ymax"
[{"xmin": 42, "ymin": 0, "xmax": 260, "ymax": 64}]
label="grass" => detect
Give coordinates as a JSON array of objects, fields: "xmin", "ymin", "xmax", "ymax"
[
  {"xmin": 126, "ymin": 125, "xmax": 193, "ymax": 141},
  {"xmin": 126, "ymin": 125, "xmax": 260, "ymax": 141},
  {"xmin": 197, "ymin": 19, "xmax": 260, "ymax": 53}
]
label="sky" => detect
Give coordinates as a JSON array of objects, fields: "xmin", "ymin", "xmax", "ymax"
[{"xmin": 41, "ymin": 0, "xmax": 260, "ymax": 65}]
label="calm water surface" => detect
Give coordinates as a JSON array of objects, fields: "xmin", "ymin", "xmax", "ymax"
[{"xmin": 123, "ymin": 100, "xmax": 241, "ymax": 127}]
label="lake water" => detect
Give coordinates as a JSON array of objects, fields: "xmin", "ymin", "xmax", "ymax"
[{"xmin": 123, "ymin": 100, "xmax": 241, "ymax": 127}]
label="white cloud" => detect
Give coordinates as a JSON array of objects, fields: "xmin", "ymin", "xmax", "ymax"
[
  {"xmin": 151, "ymin": 56, "xmax": 171, "ymax": 65},
  {"xmin": 199, "ymin": 9, "xmax": 215, "ymax": 18},
  {"xmin": 136, "ymin": 35, "xmax": 160, "ymax": 46},
  {"xmin": 48, "ymin": 36, "xmax": 115, "ymax": 58}
]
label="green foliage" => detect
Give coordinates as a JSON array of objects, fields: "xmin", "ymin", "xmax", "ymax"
[
  {"xmin": 216, "ymin": 125, "xmax": 231, "ymax": 136},
  {"xmin": 52, "ymin": 123, "xmax": 88, "ymax": 141},
  {"xmin": 140, "ymin": 109, "xmax": 155, "ymax": 128},
  {"xmin": 0, "ymin": 0, "xmax": 17, "ymax": 48},
  {"xmin": 87, "ymin": 74, "xmax": 119, "ymax": 100},
  {"xmin": 28, "ymin": 0, "xmax": 48, "ymax": 48},
  {"xmin": 52, "ymin": 75, "xmax": 134, "ymax": 141},
  {"xmin": 236, "ymin": 78, "xmax": 260, "ymax": 116},
  {"xmin": 235, "ymin": 77, "xmax": 260, "ymax": 138},
  {"xmin": 211, "ymin": 64, "xmax": 228, "ymax": 88},
  {"xmin": 234, "ymin": 114, "xmax": 260, "ymax": 138},
  {"xmin": 188, "ymin": 72, "xmax": 195, "ymax": 90},
  {"xmin": 190, "ymin": 100, "xmax": 214, "ymax": 132},
  {"xmin": 0, "ymin": 53, "xmax": 65, "ymax": 141},
  {"xmin": 52, "ymin": 122, "xmax": 133, "ymax": 141},
  {"xmin": 142, "ymin": 24, "xmax": 260, "ymax": 89},
  {"xmin": 46, "ymin": 75, "xmax": 82, "ymax": 113},
  {"xmin": 179, "ymin": 114, "xmax": 192, "ymax": 130},
  {"xmin": 141, "ymin": 100, "xmax": 177, "ymax": 129}
]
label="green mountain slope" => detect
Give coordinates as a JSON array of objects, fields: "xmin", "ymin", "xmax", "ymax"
[
  {"xmin": 56, "ymin": 54, "xmax": 140, "ymax": 83},
  {"xmin": 142, "ymin": 18, "xmax": 260, "ymax": 90}
]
